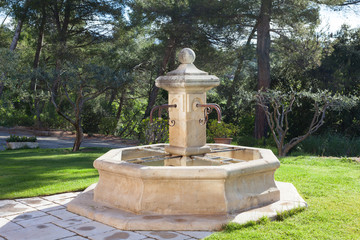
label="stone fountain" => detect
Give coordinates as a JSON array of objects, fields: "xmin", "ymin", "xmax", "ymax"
[{"xmin": 68, "ymin": 48, "xmax": 306, "ymax": 230}]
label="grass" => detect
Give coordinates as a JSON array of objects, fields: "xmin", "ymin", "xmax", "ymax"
[
  {"xmin": 206, "ymin": 156, "xmax": 360, "ymax": 240},
  {"xmin": 0, "ymin": 147, "xmax": 109, "ymax": 199},
  {"xmin": 1, "ymin": 149, "xmax": 359, "ymax": 239}
]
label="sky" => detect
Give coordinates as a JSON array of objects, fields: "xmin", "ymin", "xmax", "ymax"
[{"xmin": 319, "ymin": 4, "xmax": 360, "ymax": 33}]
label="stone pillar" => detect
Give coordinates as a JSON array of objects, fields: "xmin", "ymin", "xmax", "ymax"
[{"xmin": 156, "ymin": 48, "xmax": 219, "ymax": 157}]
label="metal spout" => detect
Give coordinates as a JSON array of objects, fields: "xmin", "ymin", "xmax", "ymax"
[
  {"xmin": 196, "ymin": 103, "xmax": 222, "ymax": 125},
  {"xmin": 150, "ymin": 104, "xmax": 177, "ymax": 126}
]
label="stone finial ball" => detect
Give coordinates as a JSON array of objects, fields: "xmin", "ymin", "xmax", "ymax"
[{"xmin": 178, "ymin": 48, "xmax": 196, "ymax": 64}]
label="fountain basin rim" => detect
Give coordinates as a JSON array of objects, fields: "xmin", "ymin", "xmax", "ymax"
[{"xmin": 93, "ymin": 144, "xmax": 280, "ymax": 180}]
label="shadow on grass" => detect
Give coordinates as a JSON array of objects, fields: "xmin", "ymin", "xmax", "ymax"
[
  {"xmin": 0, "ymin": 147, "xmax": 110, "ymax": 199},
  {"xmin": 222, "ymin": 207, "xmax": 306, "ymax": 232}
]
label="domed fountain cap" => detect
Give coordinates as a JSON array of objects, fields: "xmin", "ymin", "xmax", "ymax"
[
  {"xmin": 178, "ymin": 48, "xmax": 196, "ymax": 64},
  {"xmin": 156, "ymin": 48, "xmax": 219, "ymax": 92}
]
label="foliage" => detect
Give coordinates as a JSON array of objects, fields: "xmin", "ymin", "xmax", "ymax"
[
  {"xmin": 298, "ymin": 133, "xmax": 360, "ymax": 156},
  {"xmin": 99, "ymin": 117, "xmax": 118, "ymax": 135},
  {"xmin": 0, "ymin": 148, "xmax": 109, "ymax": 199},
  {"xmin": 115, "ymin": 98, "xmax": 146, "ymax": 138},
  {"xmin": 138, "ymin": 118, "xmax": 169, "ymax": 144},
  {"xmin": 207, "ymin": 119, "xmax": 237, "ymax": 140},
  {"xmin": 207, "ymin": 156, "xmax": 360, "ymax": 240},
  {"xmin": 234, "ymin": 135, "xmax": 278, "ymax": 154},
  {"xmin": 0, "ymin": 0, "xmax": 359, "ymax": 152},
  {"xmin": 315, "ymin": 26, "xmax": 360, "ymax": 95},
  {"xmin": 255, "ymin": 89, "xmax": 358, "ymax": 156},
  {"xmin": 5, "ymin": 135, "xmax": 37, "ymax": 142},
  {"xmin": 0, "ymin": 104, "xmax": 34, "ymax": 127},
  {"xmin": 271, "ymin": 24, "xmax": 329, "ymax": 91},
  {"xmin": 48, "ymin": 61, "xmax": 129, "ymax": 151},
  {"xmin": 81, "ymin": 102, "xmax": 104, "ymax": 134}
]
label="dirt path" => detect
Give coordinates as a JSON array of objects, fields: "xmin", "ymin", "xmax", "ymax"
[{"xmin": 0, "ymin": 127, "xmax": 138, "ymax": 151}]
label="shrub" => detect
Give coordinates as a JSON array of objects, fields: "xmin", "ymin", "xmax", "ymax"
[
  {"xmin": 98, "ymin": 117, "xmax": 118, "ymax": 135},
  {"xmin": 298, "ymin": 133, "xmax": 360, "ymax": 156},
  {"xmin": 207, "ymin": 119, "xmax": 237, "ymax": 141},
  {"xmin": 138, "ymin": 118, "xmax": 169, "ymax": 144},
  {"xmin": 0, "ymin": 106, "xmax": 34, "ymax": 127},
  {"xmin": 6, "ymin": 135, "xmax": 37, "ymax": 142}
]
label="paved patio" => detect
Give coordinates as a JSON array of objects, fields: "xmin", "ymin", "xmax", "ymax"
[{"xmin": 0, "ymin": 192, "xmax": 213, "ymax": 240}]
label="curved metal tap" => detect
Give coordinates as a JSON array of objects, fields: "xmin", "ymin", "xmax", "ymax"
[
  {"xmin": 196, "ymin": 103, "xmax": 222, "ymax": 125},
  {"xmin": 150, "ymin": 104, "xmax": 177, "ymax": 126}
]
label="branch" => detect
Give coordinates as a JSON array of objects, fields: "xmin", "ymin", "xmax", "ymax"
[
  {"xmin": 338, "ymin": 0, "xmax": 360, "ymax": 6},
  {"xmin": 62, "ymin": 83, "xmax": 75, "ymax": 108},
  {"xmin": 83, "ymin": 87, "xmax": 111, "ymax": 102},
  {"xmin": 0, "ymin": 10, "xmax": 10, "ymax": 27},
  {"xmin": 285, "ymin": 103, "xmax": 329, "ymax": 150},
  {"xmin": 50, "ymin": 92, "xmax": 75, "ymax": 125}
]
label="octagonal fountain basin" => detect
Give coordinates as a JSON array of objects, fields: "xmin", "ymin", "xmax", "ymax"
[{"xmin": 91, "ymin": 144, "xmax": 280, "ymax": 216}]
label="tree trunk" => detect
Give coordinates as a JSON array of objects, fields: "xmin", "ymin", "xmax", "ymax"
[
  {"xmin": 255, "ymin": 0, "xmax": 272, "ymax": 139},
  {"xmin": 0, "ymin": 78, "xmax": 4, "ymax": 99},
  {"xmin": 72, "ymin": 99, "xmax": 83, "ymax": 151},
  {"xmin": 9, "ymin": 0, "xmax": 30, "ymax": 51},
  {"xmin": 144, "ymin": 37, "xmax": 176, "ymax": 118},
  {"xmin": 72, "ymin": 123, "xmax": 84, "ymax": 152},
  {"xmin": 116, "ymin": 90, "xmax": 126, "ymax": 121},
  {"xmin": 9, "ymin": 19, "xmax": 24, "ymax": 51},
  {"xmin": 1, "ymin": 0, "xmax": 30, "ymax": 98},
  {"xmin": 31, "ymin": 4, "xmax": 47, "ymax": 128},
  {"xmin": 52, "ymin": 0, "xmax": 71, "ymax": 96}
]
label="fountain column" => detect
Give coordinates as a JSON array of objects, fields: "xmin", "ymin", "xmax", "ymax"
[{"xmin": 156, "ymin": 48, "xmax": 219, "ymax": 165}]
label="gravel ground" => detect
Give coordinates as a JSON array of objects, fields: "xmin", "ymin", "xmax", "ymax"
[{"xmin": 0, "ymin": 127, "xmax": 136, "ymax": 151}]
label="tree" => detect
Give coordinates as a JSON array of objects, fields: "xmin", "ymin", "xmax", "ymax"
[
  {"xmin": 49, "ymin": 63, "xmax": 128, "ymax": 151},
  {"xmin": 255, "ymin": 89, "xmax": 358, "ymax": 156},
  {"xmin": 255, "ymin": 0, "xmax": 272, "ymax": 139},
  {"xmin": 129, "ymin": 0, "xmax": 232, "ymax": 118},
  {"xmin": 9, "ymin": 0, "xmax": 30, "ymax": 51}
]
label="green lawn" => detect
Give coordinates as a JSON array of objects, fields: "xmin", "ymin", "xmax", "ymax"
[
  {"xmin": 0, "ymin": 148, "xmax": 109, "ymax": 199},
  {"xmin": 207, "ymin": 156, "xmax": 360, "ymax": 240},
  {"xmin": 1, "ymin": 149, "xmax": 359, "ymax": 239}
]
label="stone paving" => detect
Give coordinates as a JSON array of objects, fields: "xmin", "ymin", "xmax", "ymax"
[{"xmin": 0, "ymin": 192, "xmax": 213, "ymax": 240}]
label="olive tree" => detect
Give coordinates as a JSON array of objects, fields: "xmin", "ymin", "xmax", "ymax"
[
  {"xmin": 255, "ymin": 89, "xmax": 358, "ymax": 156},
  {"xmin": 49, "ymin": 63, "xmax": 128, "ymax": 151}
]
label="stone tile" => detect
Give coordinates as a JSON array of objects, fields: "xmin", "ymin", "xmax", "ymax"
[
  {"xmin": 53, "ymin": 197, "xmax": 74, "ymax": 206},
  {"xmin": 0, "ymin": 218, "xmax": 23, "ymax": 234},
  {"xmin": 42, "ymin": 192, "xmax": 80, "ymax": 202},
  {"xmin": 36, "ymin": 203, "xmax": 66, "ymax": 212},
  {"xmin": 68, "ymin": 221, "xmax": 115, "ymax": 237},
  {"xmin": 137, "ymin": 231, "xmax": 190, "ymax": 240},
  {"xmin": 60, "ymin": 236, "xmax": 88, "ymax": 240},
  {"xmin": 177, "ymin": 231, "xmax": 213, "ymax": 239},
  {"xmin": 89, "ymin": 230, "xmax": 147, "ymax": 240},
  {"xmin": 16, "ymin": 197, "xmax": 53, "ymax": 207},
  {"xmin": 48, "ymin": 209, "xmax": 79, "ymax": 220},
  {"xmin": 0, "ymin": 200, "xmax": 37, "ymax": 217},
  {"xmin": 52, "ymin": 216, "xmax": 92, "ymax": 228},
  {"xmin": 16, "ymin": 215, "xmax": 59, "ymax": 227},
  {"xmin": 0, "ymin": 223, "xmax": 75, "ymax": 240},
  {"xmin": 5, "ymin": 210, "xmax": 48, "ymax": 222}
]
